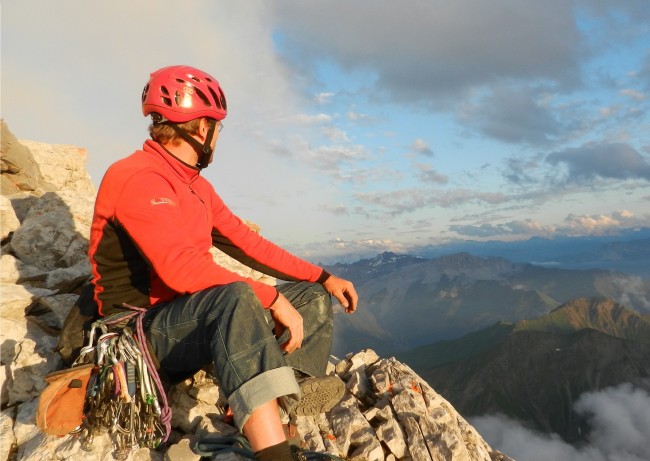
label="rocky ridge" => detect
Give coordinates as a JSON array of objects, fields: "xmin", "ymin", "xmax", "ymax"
[{"xmin": 0, "ymin": 121, "xmax": 511, "ymax": 461}]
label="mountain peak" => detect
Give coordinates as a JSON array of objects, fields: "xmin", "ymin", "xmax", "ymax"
[{"xmin": 514, "ymin": 297, "xmax": 650, "ymax": 342}]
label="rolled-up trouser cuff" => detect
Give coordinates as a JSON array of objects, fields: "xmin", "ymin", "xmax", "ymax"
[{"xmin": 228, "ymin": 366, "xmax": 300, "ymax": 430}]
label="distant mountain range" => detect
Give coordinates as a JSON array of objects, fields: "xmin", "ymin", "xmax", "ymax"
[
  {"xmin": 326, "ymin": 252, "xmax": 650, "ymax": 357},
  {"xmin": 416, "ymin": 229, "xmax": 650, "ymax": 277},
  {"xmin": 321, "ymin": 229, "xmax": 650, "ymax": 277},
  {"xmin": 398, "ymin": 298, "xmax": 650, "ymax": 442}
]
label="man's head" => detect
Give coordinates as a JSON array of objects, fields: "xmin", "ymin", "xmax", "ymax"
[
  {"xmin": 148, "ymin": 118, "xmax": 202, "ymax": 146},
  {"xmin": 142, "ymin": 65, "xmax": 227, "ymax": 168}
]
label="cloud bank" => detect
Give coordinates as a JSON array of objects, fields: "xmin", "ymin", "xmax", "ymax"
[{"xmin": 472, "ymin": 383, "xmax": 650, "ymax": 461}]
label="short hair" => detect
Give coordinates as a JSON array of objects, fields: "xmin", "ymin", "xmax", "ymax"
[{"xmin": 148, "ymin": 118, "xmax": 202, "ymax": 145}]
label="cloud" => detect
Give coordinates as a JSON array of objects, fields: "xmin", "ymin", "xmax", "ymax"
[
  {"xmin": 458, "ymin": 86, "xmax": 565, "ymax": 145},
  {"xmin": 414, "ymin": 163, "xmax": 449, "ymax": 185},
  {"xmin": 502, "ymin": 154, "xmax": 546, "ymax": 185},
  {"xmin": 300, "ymin": 237, "xmax": 410, "ymax": 262},
  {"xmin": 471, "ymin": 383, "xmax": 650, "ymax": 461},
  {"xmin": 307, "ymin": 144, "xmax": 370, "ymax": 175},
  {"xmin": 322, "ymin": 126, "xmax": 351, "ymax": 143},
  {"xmin": 270, "ymin": 0, "xmax": 587, "ymax": 107},
  {"xmin": 611, "ymin": 275, "xmax": 650, "ymax": 312},
  {"xmin": 347, "ymin": 111, "xmax": 371, "ymax": 122},
  {"xmin": 321, "ymin": 204, "xmax": 349, "ymax": 216},
  {"xmin": 315, "ymin": 92, "xmax": 335, "ymax": 104},
  {"xmin": 620, "ymin": 89, "xmax": 647, "ymax": 101},
  {"xmin": 290, "ymin": 113, "xmax": 334, "ymax": 125},
  {"xmin": 354, "ymin": 188, "xmax": 508, "ymax": 216},
  {"xmin": 269, "ymin": 2, "xmax": 649, "ymax": 150},
  {"xmin": 411, "ymin": 138, "xmax": 434, "ymax": 157},
  {"xmin": 450, "ymin": 219, "xmax": 556, "ymax": 238},
  {"xmin": 561, "ymin": 210, "xmax": 650, "ymax": 236},
  {"xmin": 546, "ymin": 142, "xmax": 650, "ymax": 183},
  {"xmin": 450, "ymin": 210, "xmax": 650, "ymax": 239}
]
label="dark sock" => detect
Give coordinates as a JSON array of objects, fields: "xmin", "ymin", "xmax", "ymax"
[{"xmin": 254, "ymin": 440, "xmax": 293, "ymax": 461}]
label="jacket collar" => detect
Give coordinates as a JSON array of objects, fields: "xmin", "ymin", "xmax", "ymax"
[{"xmin": 143, "ymin": 140, "xmax": 200, "ymax": 183}]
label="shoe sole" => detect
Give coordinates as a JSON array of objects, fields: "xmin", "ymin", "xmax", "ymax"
[{"xmin": 295, "ymin": 376, "xmax": 345, "ymax": 416}]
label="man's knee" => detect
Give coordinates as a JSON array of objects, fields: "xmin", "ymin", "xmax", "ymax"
[
  {"xmin": 195, "ymin": 282, "xmax": 262, "ymax": 322},
  {"xmin": 222, "ymin": 281, "xmax": 258, "ymax": 301}
]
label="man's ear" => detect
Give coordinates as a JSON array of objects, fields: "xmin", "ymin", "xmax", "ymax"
[{"xmin": 199, "ymin": 118, "xmax": 209, "ymax": 137}]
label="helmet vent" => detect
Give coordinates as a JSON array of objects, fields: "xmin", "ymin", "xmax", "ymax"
[
  {"xmin": 190, "ymin": 76, "xmax": 201, "ymax": 83},
  {"xmin": 174, "ymin": 90, "xmax": 184, "ymax": 108},
  {"xmin": 209, "ymin": 87, "xmax": 226, "ymax": 111},
  {"xmin": 194, "ymin": 88, "xmax": 211, "ymax": 107},
  {"xmin": 208, "ymin": 87, "xmax": 221, "ymax": 109},
  {"xmin": 218, "ymin": 88, "xmax": 227, "ymax": 110},
  {"xmin": 141, "ymin": 84, "xmax": 149, "ymax": 103},
  {"xmin": 161, "ymin": 86, "xmax": 170, "ymax": 95},
  {"xmin": 161, "ymin": 96, "xmax": 172, "ymax": 107}
]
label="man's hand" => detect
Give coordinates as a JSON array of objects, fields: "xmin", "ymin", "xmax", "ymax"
[
  {"xmin": 269, "ymin": 293, "xmax": 304, "ymax": 353},
  {"xmin": 323, "ymin": 275, "xmax": 358, "ymax": 313}
]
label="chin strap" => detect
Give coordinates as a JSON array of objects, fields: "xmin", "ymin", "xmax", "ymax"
[{"xmin": 158, "ymin": 117, "xmax": 217, "ymax": 170}]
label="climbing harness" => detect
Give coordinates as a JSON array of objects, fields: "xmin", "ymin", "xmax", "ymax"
[{"xmin": 71, "ymin": 304, "xmax": 171, "ymax": 460}]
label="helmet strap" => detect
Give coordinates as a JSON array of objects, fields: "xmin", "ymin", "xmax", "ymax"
[{"xmin": 168, "ymin": 119, "xmax": 217, "ymax": 170}]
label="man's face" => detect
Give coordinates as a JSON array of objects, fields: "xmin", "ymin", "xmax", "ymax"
[{"xmin": 206, "ymin": 121, "xmax": 222, "ymax": 165}]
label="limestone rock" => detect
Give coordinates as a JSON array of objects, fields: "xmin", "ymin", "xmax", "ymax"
[
  {"xmin": 1, "ymin": 120, "xmax": 49, "ymax": 194},
  {"xmin": 1, "ymin": 195, "xmax": 20, "ymax": 240},
  {"xmin": 19, "ymin": 140, "xmax": 95, "ymax": 195},
  {"xmin": 3, "ymin": 333, "xmax": 60, "ymax": 406},
  {"xmin": 1, "ymin": 407, "xmax": 17, "ymax": 461},
  {"xmin": 0, "ymin": 283, "xmax": 56, "ymax": 321},
  {"xmin": 0, "ymin": 254, "xmax": 49, "ymax": 284},
  {"xmin": 11, "ymin": 191, "xmax": 94, "ymax": 270}
]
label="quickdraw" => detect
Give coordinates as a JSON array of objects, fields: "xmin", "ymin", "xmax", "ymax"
[{"xmin": 71, "ymin": 306, "xmax": 171, "ymax": 460}]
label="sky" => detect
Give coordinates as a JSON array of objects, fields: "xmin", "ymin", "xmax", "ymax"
[{"xmin": 3, "ymin": 0, "xmax": 650, "ymax": 262}]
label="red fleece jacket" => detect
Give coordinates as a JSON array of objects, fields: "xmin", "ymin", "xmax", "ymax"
[{"xmin": 89, "ymin": 140, "xmax": 327, "ymax": 315}]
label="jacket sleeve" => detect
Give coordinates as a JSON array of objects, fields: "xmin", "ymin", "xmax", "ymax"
[
  {"xmin": 113, "ymin": 171, "xmax": 280, "ymax": 306},
  {"xmin": 208, "ymin": 189, "xmax": 330, "ymax": 291}
]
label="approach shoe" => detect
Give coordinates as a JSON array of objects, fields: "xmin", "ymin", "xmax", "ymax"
[{"xmin": 294, "ymin": 375, "xmax": 345, "ymax": 416}]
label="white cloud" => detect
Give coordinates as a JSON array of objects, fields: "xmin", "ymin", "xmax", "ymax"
[
  {"xmin": 472, "ymin": 383, "xmax": 650, "ymax": 461},
  {"xmin": 355, "ymin": 188, "xmax": 509, "ymax": 216},
  {"xmin": 290, "ymin": 113, "xmax": 334, "ymax": 125},
  {"xmin": 323, "ymin": 126, "xmax": 351, "ymax": 142},
  {"xmin": 347, "ymin": 111, "xmax": 369, "ymax": 121},
  {"xmin": 561, "ymin": 210, "xmax": 649, "ymax": 236},
  {"xmin": 411, "ymin": 138, "xmax": 434, "ymax": 156},
  {"xmin": 301, "ymin": 237, "xmax": 410, "ymax": 262},
  {"xmin": 620, "ymin": 89, "xmax": 647, "ymax": 101},
  {"xmin": 450, "ymin": 210, "xmax": 650, "ymax": 239},
  {"xmin": 414, "ymin": 163, "xmax": 449, "ymax": 185},
  {"xmin": 450, "ymin": 219, "xmax": 557, "ymax": 238},
  {"xmin": 315, "ymin": 92, "xmax": 335, "ymax": 104}
]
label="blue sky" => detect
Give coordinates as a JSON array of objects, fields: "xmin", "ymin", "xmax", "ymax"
[{"xmin": 3, "ymin": 1, "xmax": 650, "ymax": 262}]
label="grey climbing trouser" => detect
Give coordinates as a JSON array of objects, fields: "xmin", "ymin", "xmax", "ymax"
[{"xmin": 143, "ymin": 281, "xmax": 333, "ymax": 429}]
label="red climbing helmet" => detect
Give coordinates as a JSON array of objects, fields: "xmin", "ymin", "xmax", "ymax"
[{"xmin": 141, "ymin": 65, "xmax": 227, "ymax": 123}]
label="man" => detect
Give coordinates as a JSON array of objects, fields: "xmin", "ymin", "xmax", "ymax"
[{"xmin": 88, "ymin": 65, "xmax": 358, "ymax": 461}]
